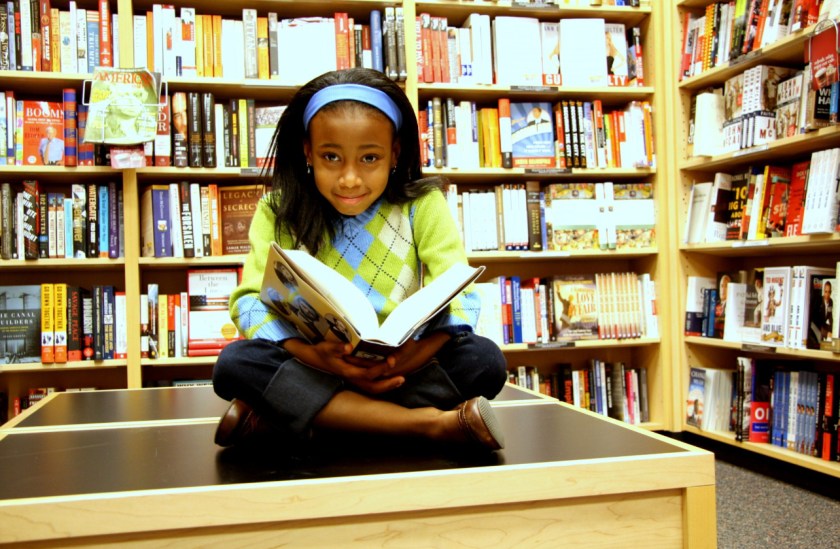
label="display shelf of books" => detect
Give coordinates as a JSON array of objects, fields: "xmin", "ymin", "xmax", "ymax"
[
  {"xmin": 409, "ymin": 1, "xmax": 671, "ymax": 430},
  {"xmin": 671, "ymin": 0, "xmax": 840, "ymax": 476}
]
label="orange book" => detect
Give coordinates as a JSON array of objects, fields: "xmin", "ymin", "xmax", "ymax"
[
  {"xmin": 257, "ymin": 17, "xmax": 269, "ymax": 79},
  {"xmin": 98, "ymin": 0, "xmax": 112, "ymax": 67},
  {"xmin": 40, "ymin": 283, "xmax": 55, "ymax": 364},
  {"xmin": 334, "ymin": 12, "xmax": 350, "ymax": 70},
  {"xmin": 207, "ymin": 183, "xmax": 222, "ymax": 256},
  {"xmin": 194, "ymin": 12, "xmax": 204, "ymax": 77},
  {"xmin": 420, "ymin": 13, "xmax": 433, "ymax": 83},
  {"xmin": 641, "ymin": 101, "xmax": 655, "ymax": 167},
  {"xmin": 50, "ymin": 8, "xmax": 60, "ymax": 72},
  {"xmin": 53, "ymin": 283, "xmax": 67, "ymax": 363},
  {"xmin": 603, "ymin": 112, "xmax": 615, "ymax": 168},
  {"xmin": 212, "ymin": 15, "xmax": 222, "ymax": 78},
  {"xmin": 146, "ymin": 11, "xmax": 154, "ymax": 72},
  {"xmin": 20, "ymin": 101, "xmax": 64, "ymax": 166},
  {"xmin": 202, "ymin": 14, "xmax": 214, "ymax": 78},
  {"xmin": 39, "ymin": 0, "xmax": 52, "ymax": 72}
]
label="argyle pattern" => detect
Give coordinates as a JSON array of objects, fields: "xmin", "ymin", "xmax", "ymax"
[{"xmin": 231, "ymin": 192, "xmax": 479, "ymax": 343}]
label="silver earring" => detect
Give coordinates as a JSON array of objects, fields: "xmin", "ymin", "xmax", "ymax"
[
  {"xmin": 391, "ymin": 166, "xmax": 397, "ymax": 175},
  {"xmin": 306, "ymin": 163, "xmax": 312, "ymax": 175}
]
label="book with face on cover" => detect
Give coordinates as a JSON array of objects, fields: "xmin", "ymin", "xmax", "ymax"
[{"xmin": 260, "ymin": 244, "xmax": 484, "ymax": 361}]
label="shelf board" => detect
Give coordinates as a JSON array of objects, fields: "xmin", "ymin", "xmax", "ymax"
[
  {"xmin": 468, "ymin": 248, "xmax": 657, "ymax": 261},
  {"xmin": 502, "ymin": 337, "xmax": 660, "ymax": 352},
  {"xmin": 417, "ymin": 83, "xmax": 654, "ymax": 105},
  {"xmin": 0, "ymin": 360, "xmax": 127, "ymax": 373},
  {"xmin": 684, "ymin": 336, "xmax": 840, "ymax": 362},
  {"xmin": 426, "ymin": 166, "xmax": 655, "ymax": 181},
  {"xmin": 130, "ymin": 0, "xmax": 391, "ymax": 22},
  {"xmin": 680, "ymin": 233, "xmax": 840, "ymax": 256},
  {"xmin": 677, "ymin": 26, "xmax": 813, "ymax": 92},
  {"xmin": 138, "ymin": 256, "xmax": 247, "ymax": 267},
  {"xmin": 0, "ymin": 165, "xmax": 118, "ymax": 182},
  {"xmin": 679, "ymin": 125, "xmax": 840, "ymax": 171},
  {"xmin": 0, "ymin": 258, "xmax": 126, "ymax": 270},
  {"xmin": 417, "ymin": 1, "xmax": 651, "ymax": 26},
  {"xmin": 141, "ymin": 357, "xmax": 219, "ymax": 367},
  {"xmin": 0, "ymin": 71, "xmax": 87, "ymax": 95},
  {"xmin": 683, "ymin": 426, "xmax": 840, "ymax": 478}
]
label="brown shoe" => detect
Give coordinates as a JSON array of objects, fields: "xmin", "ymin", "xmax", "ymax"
[
  {"xmin": 456, "ymin": 396, "xmax": 505, "ymax": 450},
  {"xmin": 214, "ymin": 399, "xmax": 275, "ymax": 447}
]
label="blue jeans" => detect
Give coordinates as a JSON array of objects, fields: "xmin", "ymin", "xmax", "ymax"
[{"xmin": 213, "ymin": 332, "xmax": 507, "ymax": 438}]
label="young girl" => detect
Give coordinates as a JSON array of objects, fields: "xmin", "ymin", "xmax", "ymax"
[{"xmin": 212, "ymin": 68, "xmax": 508, "ymax": 451}]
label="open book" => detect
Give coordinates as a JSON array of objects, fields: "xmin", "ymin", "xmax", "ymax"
[{"xmin": 260, "ymin": 243, "xmax": 484, "ymax": 360}]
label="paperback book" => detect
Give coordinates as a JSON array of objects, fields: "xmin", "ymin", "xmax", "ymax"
[{"xmin": 85, "ymin": 67, "xmax": 161, "ymax": 145}]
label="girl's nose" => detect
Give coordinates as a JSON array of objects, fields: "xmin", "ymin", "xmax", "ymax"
[{"xmin": 339, "ymin": 166, "xmax": 362, "ymax": 187}]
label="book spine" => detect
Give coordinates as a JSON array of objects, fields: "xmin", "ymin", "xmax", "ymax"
[
  {"xmin": 147, "ymin": 284, "xmax": 159, "ymax": 359},
  {"xmin": 157, "ymin": 292, "xmax": 168, "ymax": 358},
  {"xmin": 177, "ymin": 181, "xmax": 194, "ymax": 258},
  {"xmin": 187, "ymin": 91, "xmax": 202, "ymax": 168},
  {"xmin": 167, "ymin": 293, "xmax": 176, "ymax": 357},
  {"xmin": 62, "ymin": 88, "xmax": 77, "ymax": 167},
  {"xmin": 108, "ymin": 181, "xmax": 118, "ymax": 258},
  {"xmin": 85, "ymin": 183, "xmax": 97, "ymax": 257},
  {"xmin": 201, "ymin": 92, "xmax": 215, "ymax": 168},
  {"xmin": 370, "ymin": 9, "xmax": 382, "ymax": 73},
  {"xmin": 53, "ymin": 282, "xmax": 67, "ymax": 363},
  {"xmin": 190, "ymin": 182, "xmax": 204, "ymax": 257},
  {"xmin": 98, "ymin": 0, "xmax": 111, "ymax": 67},
  {"xmin": 21, "ymin": 179, "xmax": 38, "ymax": 259},
  {"xmin": 40, "ymin": 282, "xmax": 54, "ymax": 363},
  {"xmin": 171, "ymin": 92, "xmax": 188, "ymax": 167},
  {"xmin": 66, "ymin": 285, "xmax": 82, "ymax": 361},
  {"xmin": 114, "ymin": 291, "xmax": 126, "ymax": 359},
  {"xmin": 97, "ymin": 184, "xmax": 108, "ymax": 258},
  {"xmin": 36, "ymin": 191, "xmax": 47, "ymax": 258}
]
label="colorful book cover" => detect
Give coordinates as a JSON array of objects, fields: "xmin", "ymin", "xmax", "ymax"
[
  {"xmin": 549, "ymin": 274, "xmax": 599, "ymax": 342},
  {"xmin": 85, "ymin": 67, "xmax": 160, "ymax": 145},
  {"xmin": 760, "ymin": 266, "xmax": 791, "ymax": 345},
  {"xmin": 218, "ymin": 184, "xmax": 265, "ymax": 255},
  {"xmin": 544, "ymin": 183, "xmax": 599, "ymax": 251},
  {"xmin": 187, "ymin": 268, "xmax": 241, "ymax": 352},
  {"xmin": 18, "ymin": 100, "xmax": 64, "ymax": 166},
  {"xmin": 686, "ymin": 366, "xmax": 705, "ymax": 428},
  {"xmin": 0, "ymin": 285, "xmax": 42, "ymax": 364},
  {"xmin": 509, "ymin": 101, "xmax": 555, "ymax": 168},
  {"xmin": 254, "ymin": 105, "xmax": 286, "ymax": 168}
]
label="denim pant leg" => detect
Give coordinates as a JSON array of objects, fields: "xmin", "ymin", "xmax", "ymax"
[
  {"xmin": 383, "ymin": 332, "xmax": 508, "ymax": 410},
  {"xmin": 213, "ymin": 339, "xmax": 342, "ymax": 437}
]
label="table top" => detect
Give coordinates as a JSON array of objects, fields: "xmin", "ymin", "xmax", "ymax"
[{"xmin": 0, "ymin": 384, "xmax": 685, "ymax": 502}]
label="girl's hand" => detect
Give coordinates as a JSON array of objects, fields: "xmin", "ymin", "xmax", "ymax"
[
  {"xmin": 383, "ymin": 331, "xmax": 451, "ymax": 378},
  {"xmin": 283, "ymin": 338, "xmax": 403, "ymax": 394}
]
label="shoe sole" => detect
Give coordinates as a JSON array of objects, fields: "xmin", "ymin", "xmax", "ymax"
[{"xmin": 476, "ymin": 396, "xmax": 505, "ymax": 449}]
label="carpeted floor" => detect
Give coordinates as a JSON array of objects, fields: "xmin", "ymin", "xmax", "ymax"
[{"xmin": 716, "ymin": 460, "xmax": 840, "ymax": 548}]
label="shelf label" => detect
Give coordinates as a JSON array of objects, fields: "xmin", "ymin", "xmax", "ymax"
[
  {"xmin": 239, "ymin": 167, "xmax": 265, "ymax": 177},
  {"xmin": 731, "ymin": 239, "xmax": 771, "ymax": 247},
  {"xmin": 524, "ymin": 167, "xmax": 571, "ymax": 175},
  {"xmin": 733, "ymin": 144, "xmax": 769, "ymax": 157},
  {"xmin": 740, "ymin": 343, "xmax": 777, "ymax": 353},
  {"xmin": 528, "ymin": 341, "xmax": 576, "ymax": 349},
  {"xmin": 510, "ymin": 85, "xmax": 557, "ymax": 92}
]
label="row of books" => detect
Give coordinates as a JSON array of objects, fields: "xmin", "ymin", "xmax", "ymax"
[
  {"xmin": 416, "ymin": 14, "xmax": 644, "ymax": 88},
  {"xmin": 445, "ymin": 181, "xmax": 655, "ymax": 253},
  {"xmin": 692, "ymin": 64, "xmax": 832, "ymax": 158},
  {"xmin": 474, "ymin": 271, "xmax": 659, "ymax": 347},
  {"xmin": 509, "ymin": 360, "xmax": 649, "ymax": 425},
  {"xmin": 0, "ymin": 283, "xmax": 126, "ymax": 366},
  {"xmin": 140, "ymin": 182, "xmax": 265, "ymax": 258},
  {"xmin": 0, "ymin": 90, "xmax": 102, "ymax": 167},
  {"xmin": 0, "ymin": 0, "xmax": 116, "ymax": 73},
  {"xmin": 421, "ymin": 97, "xmax": 655, "ymax": 171},
  {"xmin": 684, "ymin": 148, "xmax": 840, "ymax": 245},
  {"xmin": 685, "ymin": 262, "xmax": 840, "ymax": 351},
  {"xmin": 679, "ymin": 0, "xmax": 819, "ymax": 81},
  {"xmin": 142, "ymin": 269, "xmax": 242, "ymax": 360},
  {"xmin": 131, "ymin": 6, "xmax": 404, "ymax": 83},
  {"xmin": 0, "ymin": 181, "xmax": 122, "ymax": 261},
  {"xmin": 687, "ymin": 359, "xmax": 839, "ymax": 462}
]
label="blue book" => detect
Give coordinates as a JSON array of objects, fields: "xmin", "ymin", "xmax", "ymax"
[
  {"xmin": 370, "ymin": 10, "xmax": 383, "ymax": 73},
  {"xmin": 510, "ymin": 276, "xmax": 523, "ymax": 343},
  {"xmin": 509, "ymin": 101, "xmax": 555, "ymax": 168},
  {"xmin": 98, "ymin": 184, "xmax": 109, "ymax": 258},
  {"xmin": 108, "ymin": 181, "xmax": 119, "ymax": 258},
  {"xmin": 152, "ymin": 186, "xmax": 172, "ymax": 257},
  {"xmin": 86, "ymin": 18, "xmax": 100, "ymax": 74},
  {"xmin": 102, "ymin": 285, "xmax": 115, "ymax": 359},
  {"xmin": 64, "ymin": 197, "xmax": 74, "ymax": 259}
]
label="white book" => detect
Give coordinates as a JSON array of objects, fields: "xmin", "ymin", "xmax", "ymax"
[
  {"xmin": 802, "ymin": 147, "xmax": 840, "ymax": 234},
  {"xmin": 684, "ymin": 181, "xmax": 713, "ymax": 243},
  {"xmin": 745, "ymin": 171, "xmax": 766, "ymax": 240},
  {"xmin": 492, "ymin": 16, "xmax": 543, "ymax": 86},
  {"xmin": 59, "ymin": 10, "xmax": 74, "ymax": 73},
  {"xmin": 189, "ymin": 183, "xmax": 204, "ymax": 258},
  {"xmin": 151, "ymin": 4, "xmax": 164, "ymax": 73},
  {"xmin": 723, "ymin": 282, "xmax": 747, "ymax": 342},
  {"xmin": 0, "ymin": 92, "xmax": 5, "ymax": 166},
  {"xmin": 76, "ymin": 8, "xmax": 87, "ymax": 74},
  {"xmin": 790, "ymin": 266, "xmax": 834, "ymax": 349},
  {"xmin": 693, "ymin": 90, "xmax": 725, "ymax": 157},
  {"xmin": 558, "ymin": 19, "xmax": 608, "ymax": 87},
  {"xmin": 168, "ymin": 183, "xmax": 184, "ymax": 258},
  {"xmin": 462, "ymin": 13, "xmax": 492, "ymax": 85},
  {"xmin": 277, "ymin": 18, "xmax": 336, "ymax": 84},
  {"xmin": 19, "ymin": 0, "xmax": 32, "ymax": 70},
  {"xmin": 214, "ymin": 103, "xmax": 225, "ymax": 167},
  {"xmin": 457, "ymin": 27, "xmax": 473, "ymax": 84},
  {"xmin": 221, "ymin": 19, "xmax": 245, "ymax": 81},
  {"xmin": 519, "ymin": 286, "xmax": 537, "ymax": 344},
  {"xmin": 178, "ymin": 8, "xmax": 197, "ymax": 77},
  {"xmin": 605, "ymin": 23, "xmax": 629, "ymax": 86},
  {"xmin": 539, "ymin": 22, "xmax": 560, "ymax": 86},
  {"xmin": 242, "ymin": 9, "xmax": 259, "ymax": 79},
  {"xmin": 760, "ymin": 266, "xmax": 792, "ymax": 346},
  {"xmin": 159, "ymin": 5, "xmax": 177, "ymax": 77},
  {"xmin": 115, "ymin": 292, "xmax": 127, "ymax": 359}
]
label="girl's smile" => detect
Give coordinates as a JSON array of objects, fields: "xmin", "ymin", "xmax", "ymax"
[{"xmin": 304, "ymin": 107, "xmax": 400, "ymax": 216}]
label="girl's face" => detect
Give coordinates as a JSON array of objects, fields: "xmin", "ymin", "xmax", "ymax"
[{"xmin": 303, "ymin": 106, "xmax": 400, "ymax": 216}]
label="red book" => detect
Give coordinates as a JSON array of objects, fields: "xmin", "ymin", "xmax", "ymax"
[
  {"xmin": 99, "ymin": 0, "xmax": 113, "ymax": 67},
  {"xmin": 822, "ymin": 373, "xmax": 836, "ymax": 461},
  {"xmin": 63, "ymin": 88, "xmax": 77, "ymax": 167},
  {"xmin": 186, "ymin": 268, "xmax": 241, "ymax": 351},
  {"xmin": 786, "ymin": 160, "xmax": 810, "ymax": 236},
  {"xmin": 167, "ymin": 294, "xmax": 176, "ymax": 357},
  {"xmin": 334, "ymin": 12, "xmax": 350, "ymax": 70},
  {"xmin": 20, "ymin": 101, "xmax": 64, "ymax": 166}
]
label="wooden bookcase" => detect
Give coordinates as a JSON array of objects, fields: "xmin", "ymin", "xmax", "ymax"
[
  {"xmin": 669, "ymin": 0, "xmax": 840, "ymax": 479},
  {"xmin": 0, "ymin": 1, "xmax": 675, "ymax": 433}
]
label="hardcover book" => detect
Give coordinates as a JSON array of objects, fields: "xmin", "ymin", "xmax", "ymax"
[
  {"xmin": 260, "ymin": 244, "xmax": 483, "ymax": 361},
  {"xmin": 549, "ymin": 274, "xmax": 599, "ymax": 342},
  {"xmin": 18, "ymin": 100, "xmax": 64, "ymax": 166},
  {"xmin": 254, "ymin": 105, "xmax": 286, "ymax": 168},
  {"xmin": 187, "ymin": 268, "xmax": 241, "ymax": 354},
  {"xmin": 218, "ymin": 184, "xmax": 265, "ymax": 255},
  {"xmin": 0, "ymin": 285, "xmax": 42, "ymax": 364},
  {"xmin": 686, "ymin": 366, "xmax": 705, "ymax": 428},
  {"xmin": 509, "ymin": 101, "xmax": 555, "ymax": 168},
  {"xmin": 760, "ymin": 266, "xmax": 792, "ymax": 346}
]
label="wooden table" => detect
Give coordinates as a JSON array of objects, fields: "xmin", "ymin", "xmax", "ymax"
[{"xmin": 0, "ymin": 384, "xmax": 716, "ymax": 547}]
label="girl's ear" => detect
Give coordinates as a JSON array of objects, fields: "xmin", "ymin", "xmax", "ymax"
[
  {"xmin": 303, "ymin": 139, "xmax": 312, "ymax": 165},
  {"xmin": 391, "ymin": 139, "xmax": 401, "ymax": 166}
]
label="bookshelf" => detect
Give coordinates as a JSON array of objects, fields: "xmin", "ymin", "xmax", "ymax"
[
  {"xmin": 0, "ymin": 1, "xmax": 675, "ymax": 433},
  {"xmin": 670, "ymin": 0, "xmax": 840, "ymax": 479}
]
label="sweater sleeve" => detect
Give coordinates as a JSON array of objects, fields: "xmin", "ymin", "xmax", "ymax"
[
  {"xmin": 229, "ymin": 198, "xmax": 300, "ymax": 342},
  {"xmin": 411, "ymin": 190, "xmax": 481, "ymax": 334}
]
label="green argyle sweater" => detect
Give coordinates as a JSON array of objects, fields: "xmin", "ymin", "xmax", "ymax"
[{"xmin": 231, "ymin": 189, "xmax": 480, "ymax": 343}]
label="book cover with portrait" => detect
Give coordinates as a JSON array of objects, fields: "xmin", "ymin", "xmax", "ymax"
[
  {"xmin": 17, "ymin": 100, "xmax": 64, "ymax": 166},
  {"xmin": 509, "ymin": 101, "xmax": 555, "ymax": 168}
]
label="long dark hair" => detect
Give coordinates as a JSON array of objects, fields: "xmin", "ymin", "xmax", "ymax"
[{"xmin": 266, "ymin": 68, "xmax": 443, "ymax": 255}]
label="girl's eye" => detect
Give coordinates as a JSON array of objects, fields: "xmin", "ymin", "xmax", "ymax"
[
  {"xmin": 322, "ymin": 152, "xmax": 339, "ymax": 162},
  {"xmin": 361, "ymin": 154, "xmax": 380, "ymax": 164}
]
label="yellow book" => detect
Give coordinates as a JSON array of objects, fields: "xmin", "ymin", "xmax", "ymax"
[
  {"xmin": 238, "ymin": 98, "xmax": 249, "ymax": 167},
  {"xmin": 203, "ymin": 14, "xmax": 215, "ymax": 78},
  {"xmin": 158, "ymin": 293, "xmax": 168, "ymax": 359},
  {"xmin": 53, "ymin": 283, "xmax": 67, "ymax": 363},
  {"xmin": 257, "ymin": 17, "xmax": 269, "ymax": 80},
  {"xmin": 195, "ymin": 13, "xmax": 204, "ymax": 77},
  {"xmin": 50, "ymin": 8, "xmax": 60, "ymax": 72},
  {"xmin": 146, "ymin": 11, "xmax": 154, "ymax": 73},
  {"xmin": 484, "ymin": 108, "xmax": 502, "ymax": 168},
  {"xmin": 40, "ymin": 283, "xmax": 54, "ymax": 364},
  {"xmin": 213, "ymin": 15, "xmax": 223, "ymax": 78}
]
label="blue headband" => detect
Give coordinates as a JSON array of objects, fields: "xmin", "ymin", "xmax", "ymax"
[{"xmin": 303, "ymin": 84, "xmax": 402, "ymax": 131}]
